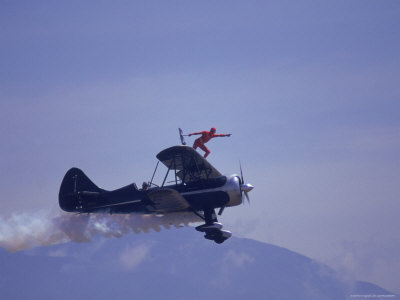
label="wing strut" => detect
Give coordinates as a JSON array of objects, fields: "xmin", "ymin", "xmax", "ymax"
[
  {"xmin": 149, "ymin": 161, "xmax": 159, "ymax": 187},
  {"xmin": 161, "ymin": 161, "xmax": 173, "ymax": 187},
  {"xmin": 191, "ymin": 210, "xmax": 205, "ymax": 221}
]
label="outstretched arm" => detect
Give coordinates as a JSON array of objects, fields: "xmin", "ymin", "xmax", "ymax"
[
  {"xmin": 213, "ymin": 133, "xmax": 232, "ymax": 137},
  {"xmin": 188, "ymin": 131, "xmax": 205, "ymax": 136}
]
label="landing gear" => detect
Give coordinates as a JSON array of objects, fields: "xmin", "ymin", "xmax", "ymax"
[{"xmin": 195, "ymin": 207, "xmax": 231, "ymax": 244}]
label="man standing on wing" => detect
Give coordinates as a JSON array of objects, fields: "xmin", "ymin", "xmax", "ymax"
[{"xmin": 189, "ymin": 127, "xmax": 231, "ymax": 158}]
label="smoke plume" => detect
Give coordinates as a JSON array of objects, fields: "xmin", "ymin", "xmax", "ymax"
[{"xmin": 0, "ymin": 211, "xmax": 200, "ymax": 252}]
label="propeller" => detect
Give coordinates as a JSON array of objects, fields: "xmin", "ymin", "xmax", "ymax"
[{"xmin": 239, "ymin": 161, "xmax": 254, "ymax": 204}]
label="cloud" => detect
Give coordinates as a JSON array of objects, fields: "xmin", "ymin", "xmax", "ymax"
[
  {"xmin": 325, "ymin": 237, "xmax": 400, "ymax": 294},
  {"xmin": 119, "ymin": 244, "xmax": 151, "ymax": 271},
  {"xmin": 224, "ymin": 249, "xmax": 254, "ymax": 268},
  {"xmin": 47, "ymin": 247, "xmax": 68, "ymax": 258}
]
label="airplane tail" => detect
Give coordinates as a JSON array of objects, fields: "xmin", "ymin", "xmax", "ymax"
[{"xmin": 58, "ymin": 168, "xmax": 104, "ymax": 212}]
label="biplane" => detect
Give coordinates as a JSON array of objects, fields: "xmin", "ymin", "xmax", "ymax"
[{"xmin": 58, "ymin": 145, "xmax": 254, "ymax": 244}]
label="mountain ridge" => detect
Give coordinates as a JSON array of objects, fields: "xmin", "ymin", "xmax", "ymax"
[{"xmin": 0, "ymin": 227, "xmax": 396, "ymax": 300}]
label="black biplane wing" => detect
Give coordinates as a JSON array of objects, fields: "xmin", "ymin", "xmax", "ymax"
[
  {"xmin": 146, "ymin": 188, "xmax": 190, "ymax": 213},
  {"xmin": 156, "ymin": 146, "xmax": 222, "ymax": 183},
  {"xmin": 84, "ymin": 199, "xmax": 142, "ymax": 212}
]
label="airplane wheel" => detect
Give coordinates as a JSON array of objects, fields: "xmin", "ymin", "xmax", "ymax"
[
  {"xmin": 214, "ymin": 238, "xmax": 225, "ymax": 244},
  {"xmin": 204, "ymin": 234, "xmax": 215, "ymax": 241}
]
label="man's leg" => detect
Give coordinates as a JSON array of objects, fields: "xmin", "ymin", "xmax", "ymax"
[
  {"xmin": 199, "ymin": 144, "xmax": 210, "ymax": 158},
  {"xmin": 193, "ymin": 139, "xmax": 200, "ymax": 150}
]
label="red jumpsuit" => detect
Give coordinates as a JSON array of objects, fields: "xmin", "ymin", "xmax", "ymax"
[{"xmin": 189, "ymin": 130, "xmax": 230, "ymax": 158}]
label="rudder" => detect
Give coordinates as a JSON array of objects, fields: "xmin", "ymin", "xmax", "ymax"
[{"xmin": 58, "ymin": 168, "xmax": 103, "ymax": 212}]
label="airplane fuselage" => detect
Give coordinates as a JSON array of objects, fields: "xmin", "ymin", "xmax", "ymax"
[{"xmin": 59, "ymin": 170, "xmax": 242, "ymax": 215}]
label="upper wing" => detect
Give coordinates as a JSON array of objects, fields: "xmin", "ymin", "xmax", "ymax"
[{"xmin": 156, "ymin": 146, "xmax": 222, "ymax": 183}]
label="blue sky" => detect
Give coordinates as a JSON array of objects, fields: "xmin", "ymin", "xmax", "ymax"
[{"xmin": 1, "ymin": 0, "xmax": 399, "ymax": 293}]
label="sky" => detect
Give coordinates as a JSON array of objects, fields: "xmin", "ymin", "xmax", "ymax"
[{"xmin": 1, "ymin": 0, "xmax": 399, "ymax": 293}]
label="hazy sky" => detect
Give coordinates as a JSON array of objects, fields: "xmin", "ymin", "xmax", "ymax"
[{"xmin": 1, "ymin": 0, "xmax": 399, "ymax": 293}]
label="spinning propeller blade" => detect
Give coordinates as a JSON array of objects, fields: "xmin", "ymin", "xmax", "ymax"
[
  {"xmin": 240, "ymin": 161, "xmax": 244, "ymax": 184},
  {"xmin": 239, "ymin": 161, "xmax": 254, "ymax": 204}
]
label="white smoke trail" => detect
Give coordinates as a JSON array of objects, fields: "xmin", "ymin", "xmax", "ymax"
[{"xmin": 0, "ymin": 211, "xmax": 201, "ymax": 252}]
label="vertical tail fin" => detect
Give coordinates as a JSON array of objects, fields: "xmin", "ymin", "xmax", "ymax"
[{"xmin": 58, "ymin": 168, "xmax": 103, "ymax": 212}]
